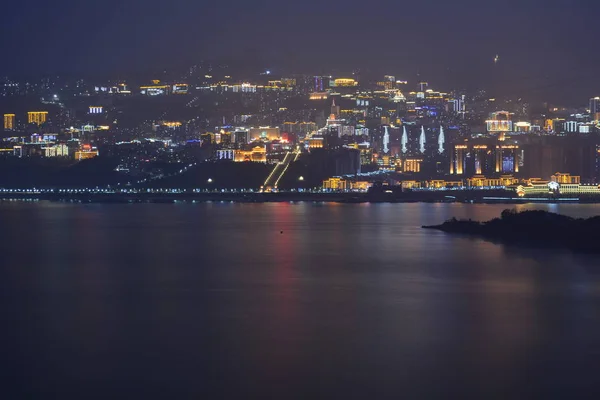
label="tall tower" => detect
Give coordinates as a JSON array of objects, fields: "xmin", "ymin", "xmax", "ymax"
[
  {"xmin": 383, "ymin": 126, "xmax": 390, "ymax": 154},
  {"xmin": 438, "ymin": 126, "xmax": 445, "ymax": 154},
  {"xmin": 590, "ymin": 97, "xmax": 600, "ymax": 116},
  {"xmin": 419, "ymin": 126, "xmax": 426, "ymax": 154},
  {"xmin": 330, "ymin": 97, "xmax": 340, "ymax": 118},
  {"xmin": 401, "ymin": 126, "xmax": 408, "ymax": 154}
]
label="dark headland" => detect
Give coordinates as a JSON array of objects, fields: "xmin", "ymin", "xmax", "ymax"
[{"xmin": 423, "ymin": 209, "xmax": 600, "ymax": 253}]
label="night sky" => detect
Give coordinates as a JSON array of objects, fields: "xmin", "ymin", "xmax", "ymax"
[{"xmin": 1, "ymin": 0, "xmax": 598, "ymax": 102}]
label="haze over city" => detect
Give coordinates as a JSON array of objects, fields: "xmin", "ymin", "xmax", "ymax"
[{"xmin": 3, "ymin": 1, "xmax": 600, "ymax": 399}]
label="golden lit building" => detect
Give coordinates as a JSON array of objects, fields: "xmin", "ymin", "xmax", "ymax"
[
  {"xmin": 466, "ymin": 175, "xmax": 518, "ymax": 188},
  {"xmin": 425, "ymin": 180, "xmax": 464, "ymax": 189},
  {"xmin": 323, "ymin": 177, "xmax": 350, "ymax": 191},
  {"xmin": 513, "ymin": 173, "xmax": 596, "ymax": 196},
  {"xmin": 248, "ymin": 127, "xmax": 280, "ymax": 141},
  {"xmin": 28, "ymin": 111, "xmax": 48, "ymax": 125},
  {"xmin": 401, "ymin": 181, "xmax": 421, "ymax": 190},
  {"xmin": 4, "ymin": 114, "xmax": 15, "ymax": 130},
  {"xmin": 551, "ymin": 173, "xmax": 580, "ymax": 184},
  {"xmin": 75, "ymin": 150, "xmax": 99, "ymax": 161},
  {"xmin": 309, "ymin": 92, "xmax": 329, "ymax": 100},
  {"xmin": 334, "ymin": 78, "xmax": 358, "ymax": 87},
  {"xmin": 234, "ymin": 146, "xmax": 267, "ymax": 163},
  {"xmin": 450, "ymin": 145, "xmax": 468, "ymax": 174},
  {"xmin": 404, "ymin": 158, "xmax": 423, "ymax": 173},
  {"xmin": 308, "ymin": 137, "xmax": 324, "ymax": 149}
]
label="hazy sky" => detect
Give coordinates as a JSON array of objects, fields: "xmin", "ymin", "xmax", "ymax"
[{"xmin": 1, "ymin": 0, "xmax": 598, "ymax": 102}]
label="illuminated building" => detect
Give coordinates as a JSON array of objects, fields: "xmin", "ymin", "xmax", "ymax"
[
  {"xmin": 75, "ymin": 145, "xmax": 99, "ymax": 161},
  {"xmin": 466, "ymin": 175, "xmax": 518, "ymax": 188},
  {"xmin": 323, "ymin": 177, "xmax": 349, "ymax": 191},
  {"xmin": 234, "ymin": 130, "xmax": 248, "ymax": 145},
  {"xmin": 313, "ymin": 76, "xmax": 329, "ymax": 92},
  {"xmin": 590, "ymin": 97, "xmax": 600, "ymax": 115},
  {"xmin": 472, "ymin": 145, "xmax": 492, "ymax": 175},
  {"xmin": 28, "ymin": 111, "xmax": 48, "ymax": 125},
  {"xmin": 486, "ymin": 111, "xmax": 513, "ymax": 133},
  {"xmin": 495, "ymin": 145, "xmax": 520, "ymax": 173},
  {"xmin": 404, "ymin": 157, "xmax": 423, "ymax": 173},
  {"xmin": 424, "ymin": 180, "xmax": 464, "ymax": 189},
  {"xmin": 234, "ymin": 146, "xmax": 267, "ymax": 163},
  {"xmin": 402, "ymin": 180, "xmax": 421, "ymax": 190},
  {"xmin": 552, "ymin": 172, "xmax": 580, "ymax": 184},
  {"xmin": 4, "ymin": 114, "xmax": 15, "ymax": 130},
  {"xmin": 377, "ymin": 81, "xmax": 394, "ymax": 90},
  {"xmin": 330, "ymin": 98, "xmax": 340, "ymax": 117},
  {"xmin": 140, "ymin": 85, "xmax": 170, "ymax": 95},
  {"xmin": 513, "ymin": 173, "xmax": 600, "ymax": 196},
  {"xmin": 248, "ymin": 127, "xmax": 280, "ymax": 141},
  {"xmin": 231, "ymin": 83, "xmax": 257, "ymax": 93},
  {"xmin": 309, "ymin": 92, "xmax": 329, "ymax": 100},
  {"xmin": 334, "ymin": 78, "xmax": 358, "ymax": 87},
  {"xmin": 172, "ymin": 84, "xmax": 189, "ymax": 94},
  {"xmin": 161, "ymin": 121, "xmax": 182, "ymax": 128},
  {"xmin": 322, "ymin": 178, "xmax": 371, "ymax": 191},
  {"xmin": 308, "ymin": 137, "xmax": 324, "ymax": 149},
  {"xmin": 89, "ymin": 106, "xmax": 103, "ymax": 114},
  {"xmin": 514, "ymin": 122, "xmax": 531, "ymax": 133},
  {"xmin": 200, "ymin": 132, "xmax": 215, "ymax": 144},
  {"xmin": 216, "ymin": 149, "xmax": 235, "ymax": 160},
  {"xmin": 42, "ymin": 144, "xmax": 69, "ymax": 157},
  {"xmin": 450, "ymin": 144, "xmax": 468, "ymax": 175}
]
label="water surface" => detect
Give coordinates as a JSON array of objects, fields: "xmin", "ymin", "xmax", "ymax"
[{"xmin": 2, "ymin": 201, "xmax": 600, "ymax": 398}]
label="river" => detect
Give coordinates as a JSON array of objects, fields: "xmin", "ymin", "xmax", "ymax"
[{"xmin": 2, "ymin": 201, "xmax": 600, "ymax": 398}]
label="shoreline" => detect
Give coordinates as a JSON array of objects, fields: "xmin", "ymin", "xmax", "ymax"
[{"xmin": 0, "ymin": 192, "xmax": 595, "ymax": 204}]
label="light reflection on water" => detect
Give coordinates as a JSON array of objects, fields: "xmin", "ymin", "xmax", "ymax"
[{"xmin": 1, "ymin": 201, "xmax": 600, "ymax": 399}]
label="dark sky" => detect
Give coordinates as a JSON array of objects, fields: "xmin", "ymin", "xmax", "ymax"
[{"xmin": 1, "ymin": 0, "xmax": 599, "ymax": 102}]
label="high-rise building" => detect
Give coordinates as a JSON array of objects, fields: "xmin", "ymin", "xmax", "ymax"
[
  {"xmin": 450, "ymin": 144, "xmax": 468, "ymax": 175},
  {"xmin": 4, "ymin": 114, "xmax": 15, "ymax": 130},
  {"xmin": 28, "ymin": 111, "xmax": 48, "ymax": 126},
  {"xmin": 590, "ymin": 97, "xmax": 600, "ymax": 115}
]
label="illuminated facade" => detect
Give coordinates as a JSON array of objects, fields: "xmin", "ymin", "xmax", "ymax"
[
  {"xmin": 486, "ymin": 111, "xmax": 513, "ymax": 133},
  {"xmin": 466, "ymin": 175, "xmax": 518, "ymax": 188},
  {"xmin": 248, "ymin": 127, "xmax": 280, "ymax": 141},
  {"xmin": 309, "ymin": 92, "xmax": 329, "ymax": 100},
  {"xmin": 89, "ymin": 106, "xmax": 103, "ymax": 114},
  {"xmin": 334, "ymin": 78, "xmax": 358, "ymax": 87},
  {"xmin": 140, "ymin": 85, "xmax": 170, "ymax": 95},
  {"xmin": 404, "ymin": 157, "xmax": 423, "ymax": 173},
  {"xmin": 42, "ymin": 144, "xmax": 69, "ymax": 157},
  {"xmin": 450, "ymin": 145, "xmax": 468, "ymax": 175},
  {"xmin": 308, "ymin": 137, "xmax": 324, "ymax": 149},
  {"xmin": 322, "ymin": 178, "xmax": 371, "ymax": 191},
  {"xmin": 28, "ymin": 111, "xmax": 48, "ymax": 125},
  {"xmin": 172, "ymin": 84, "xmax": 189, "ymax": 94},
  {"xmin": 234, "ymin": 146, "xmax": 267, "ymax": 163},
  {"xmin": 75, "ymin": 149, "xmax": 99, "ymax": 161},
  {"xmin": 4, "ymin": 114, "xmax": 15, "ymax": 130},
  {"xmin": 514, "ymin": 174, "xmax": 599, "ymax": 196},
  {"xmin": 495, "ymin": 145, "xmax": 519, "ymax": 173}
]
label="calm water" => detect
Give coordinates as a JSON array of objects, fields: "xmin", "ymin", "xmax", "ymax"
[{"xmin": 2, "ymin": 201, "xmax": 600, "ymax": 399}]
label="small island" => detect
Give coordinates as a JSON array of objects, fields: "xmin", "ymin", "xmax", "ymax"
[{"xmin": 423, "ymin": 209, "xmax": 600, "ymax": 253}]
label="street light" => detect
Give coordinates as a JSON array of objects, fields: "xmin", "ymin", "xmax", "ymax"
[{"xmin": 207, "ymin": 178, "xmax": 213, "ymax": 183}]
